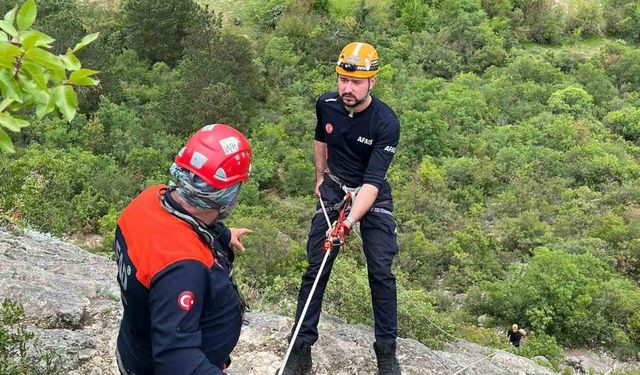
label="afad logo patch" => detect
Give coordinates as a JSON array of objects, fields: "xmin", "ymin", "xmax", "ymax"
[
  {"xmin": 178, "ymin": 291, "xmax": 195, "ymax": 311},
  {"xmin": 325, "ymin": 123, "xmax": 333, "ymax": 134}
]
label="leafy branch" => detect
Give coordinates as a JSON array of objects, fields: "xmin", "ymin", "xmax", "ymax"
[{"xmin": 0, "ymin": 0, "xmax": 99, "ymax": 153}]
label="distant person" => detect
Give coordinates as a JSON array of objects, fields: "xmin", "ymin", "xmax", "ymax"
[
  {"xmin": 507, "ymin": 323, "xmax": 526, "ymax": 348},
  {"xmin": 279, "ymin": 41, "xmax": 401, "ymax": 375},
  {"xmin": 114, "ymin": 124, "xmax": 253, "ymax": 375}
]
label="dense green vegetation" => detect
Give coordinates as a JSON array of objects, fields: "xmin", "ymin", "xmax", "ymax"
[{"xmin": 2, "ymin": 0, "xmax": 640, "ymax": 368}]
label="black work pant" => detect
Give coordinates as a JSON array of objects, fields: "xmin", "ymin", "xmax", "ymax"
[{"xmin": 293, "ymin": 181, "xmax": 399, "ymax": 345}]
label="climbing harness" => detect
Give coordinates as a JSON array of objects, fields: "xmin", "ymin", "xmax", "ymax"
[{"xmin": 323, "ymin": 190, "xmax": 354, "ymax": 251}]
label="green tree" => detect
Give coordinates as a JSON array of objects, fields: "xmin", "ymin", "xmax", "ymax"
[
  {"xmin": 604, "ymin": 0, "xmax": 640, "ymax": 42},
  {"xmin": 120, "ymin": 0, "xmax": 203, "ymax": 66},
  {"xmin": 547, "ymin": 85, "xmax": 594, "ymax": 118},
  {"xmin": 604, "ymin": 106, "xmax": 640, "ymax": 142},
  {"xmin": 514, "ymin": 0, "xmax": 565, "ymax": 43}
]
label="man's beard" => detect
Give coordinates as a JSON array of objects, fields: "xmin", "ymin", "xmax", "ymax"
[{"xmin": 340, "ymin": 93, "xmax": 358, "ymax": 107}]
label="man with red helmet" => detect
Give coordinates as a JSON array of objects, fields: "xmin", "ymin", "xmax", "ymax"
[
  {"xmin": 114, "ymin": 124, "xmax": 252, "ymax": 375},
  {"xmin": 280, "ymin": 42, "xmax": 401, "ymax": 375}
]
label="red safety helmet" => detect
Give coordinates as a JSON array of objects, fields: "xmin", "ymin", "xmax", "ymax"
[{"xmin": 174, "ymin": 124, "xmax": 252, "ymax": 190}]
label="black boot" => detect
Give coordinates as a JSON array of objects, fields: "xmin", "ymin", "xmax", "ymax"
[
  {"xmin": 276, "ymin": 339, "xmax": 312, "ymax": 375},
  {"xmin": 374, "ymin": 340, "xmax": 401, "ymax": 375}
]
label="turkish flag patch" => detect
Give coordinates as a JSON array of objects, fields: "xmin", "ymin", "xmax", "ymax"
[
  {"xmin": 325, "ymin": 123, "xmax": 333, "ymax": 134},
  {"xmin": 177, "ymin": 291, "xmax": 195, "ymax": 311}
]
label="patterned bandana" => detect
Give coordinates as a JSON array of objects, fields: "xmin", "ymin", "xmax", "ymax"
[{"xmin": 169, "ymin": 163, "xmax": 241, "ymax": 215}]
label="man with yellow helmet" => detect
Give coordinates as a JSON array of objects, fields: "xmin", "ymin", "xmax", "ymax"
[
  {"xmin": 280, "ymin": 42, "xmax": 401, "ymax": 375},
  {"xmin": 508, "ymin": 323, "xmax": 526, "ymax": 348}
]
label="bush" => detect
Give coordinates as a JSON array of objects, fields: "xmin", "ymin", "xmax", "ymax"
[
  {"xmin": 0, "ymin": 146, "xmax": 129, "ymax": 235},
  {"xmin": 0, "ymin": 299, "xmax": 61, "ymax": 374},
  {"xmin": 572, "ymin": 63, "xmax": 618, "ymax": 105},
  {"xmin": 564, "ymin": 0, "xmax": 604, "ymax": 38},
  {"xmin": 515, "ymin": 0, "xmax": 565, "ymax": 43},
  {"xmin": 547, "ymin": 85, "xmax": 594, "ymax": 118},
  {"xmin": 605, "ymin": 47, "xmax": 640, "ymax": 93},
  {"xmin": 603, "ymin": 106, "xmax": 640, "ymax": 142},
  {"xmin": 459, "ymin": 325, "xmax": 511, "ymax": 349},
  {"xmin": 518, "ymin": 331, "xmax": 564, "ymax": 365},
  {"xmin": 604, "ymin": 0, "xmax": 640, "ymax": 42}
]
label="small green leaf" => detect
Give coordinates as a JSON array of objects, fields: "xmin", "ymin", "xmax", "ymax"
[
  {"xmin": 3, "ymin": 5, "xmax": 17, "ymax": 25},
  {"xmin": 0, "ymin": 112, "xmax": 21, "ymax": 132},
  {"xmin": 69, "ymin": 68, "xmax": 98, "ymax": 80},
  {"xmin": 68, "ymin": 68, "xmax": 99, "ymax": 86},
  {"xmin": 68, "ymin": 76, "xmax": 98, "ymax": 86},
  {"xmin": 52, "ymin": 85, "xmax": 77, "ymax": 122},
  {"xmin": 72, "ymin": 32, "xmax": 99, "ymax": 52},
  {"xmin": 12, "ymin": 116, "xmax": 29, "ymax": 129},
  {"xmin": 17, "ymin": 75, "xmax": 48, "ymax": 119},
  {"xmin": 0, "ymin": 41, "xmax": 21, "ymax": 69},
  {"xmin": 0, "ymin": 32, "xmax": 8, "ymax": 42},
  {"xmin": 0, "ymin": 70, "xmax": 22, "ymax": 103},
  {"xmin": 17, "ymin": 0, "xmax": 36, "ymax": 31},
  {"xmin": 70, "ymin": 76, "xmax": 99, "ymax": 86},
  {"xmin": 24, "ymin": 47, "xmax": 65, "ymax": 77},
  {"xmin": 45, "ymin": 92, "xmax": 55, "ymax": 112},
  {"xmin": 0, "ymin": 97, "xmax": 13, "ymax": 112},
  {"xmin": 21, "ymin": 30, "xmax": 55, "ymax": 50},
  {"xmin": 62, "ymin": 48, "xmax": 81, "ymax": 70},
  {"xmin": 21, "ymin": 61, "xmax": 48, "ymax": 89},
  {"xmin": 0, "ymin": 127, "xmax": 15, "ymax": 153},
  {"xmin": 20, "ymin": 76, "xmax": 49, "ymax": 105},
  {"xmin": 35, "ymin": 96, "xmax": 51, "ymax": 118},
  {"xmin": 0, "ymin": 20, "xmax": 17, "ymax": 38}
]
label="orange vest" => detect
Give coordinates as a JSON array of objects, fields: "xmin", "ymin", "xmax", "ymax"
[{"xmin": 117, "ymin": 185, "xmax": 215, "ymax": 288}]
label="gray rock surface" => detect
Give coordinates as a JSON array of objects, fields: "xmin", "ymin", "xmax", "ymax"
[
  {"xmin": 0, "ymin": 228, "xmax": 561, "ymax": 374},
  {"xmin": 563, "ymin": 349, "xmax": 640, "ymax": 374}
]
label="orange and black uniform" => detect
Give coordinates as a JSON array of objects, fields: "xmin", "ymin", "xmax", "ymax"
[{"xmin": 114, "ymin": 185, "xmax": 242, "ymax": 375}]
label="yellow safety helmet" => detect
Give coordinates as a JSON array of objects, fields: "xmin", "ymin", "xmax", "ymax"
[{"xmin": 335, "ymin": 42, "xmax": 379, "ymax": 78}]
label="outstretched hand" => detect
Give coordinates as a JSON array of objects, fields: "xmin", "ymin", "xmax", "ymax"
[{"xmin": 229, "ymin": 228, "xmax": 253, "ymax": 253}]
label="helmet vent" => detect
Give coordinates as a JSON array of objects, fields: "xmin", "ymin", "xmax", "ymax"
[
  {"xmin": 190, "ymin": 151, "xmax": 208, "ymax": 169},
  {"xmin": 214, "ymin": 167, "xmax": 227, "ymax": 181}
]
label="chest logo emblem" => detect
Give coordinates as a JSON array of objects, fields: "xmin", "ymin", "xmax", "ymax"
[
  {"xmin": 178, "ymin": 291, "xmax": 195, "ymax": 311},
  {"xmin": 325, "ymin": 123, "xmax": 333, "ymax": 134}
]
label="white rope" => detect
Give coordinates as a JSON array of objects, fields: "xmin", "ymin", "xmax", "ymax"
[
  {"xmin": 277, "ymin": 195, "xmax": 334, "ymax": 375},
  {"xmin": 277, "ymin": 248, "xmax": 332, "ymax": 375},
  {"xmin": 449, "ymin": 350, "xmax": 499, "ymax": 375}
]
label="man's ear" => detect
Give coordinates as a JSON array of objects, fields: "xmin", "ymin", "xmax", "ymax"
[{"xmin": 369, "ymin": 76, "xmax": 377, "ymax": 89}]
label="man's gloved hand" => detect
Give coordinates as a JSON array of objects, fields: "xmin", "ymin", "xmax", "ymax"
[
  {"xmin": 336, "ymin": 220, "xmax": 350, "ymax": 238},
  {"xmin": 326, "ymin": 220, "xmax": 350, "ymax": 248}
]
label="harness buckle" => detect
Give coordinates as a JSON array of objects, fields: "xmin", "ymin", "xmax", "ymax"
[{"xmin": 325, "ymin": 169, "xmax": 361, "ymax": 196}]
